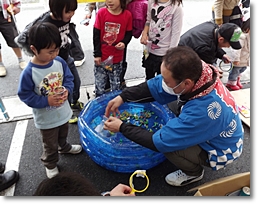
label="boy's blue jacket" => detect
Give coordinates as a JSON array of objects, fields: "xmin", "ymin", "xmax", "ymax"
[
  {"xmin": 119, "ymin": 66, "xmax": 243, "ymax": 171},
  {"xmin": 18, "ymin": 56, "xmax": 74, "ymax": 129}
]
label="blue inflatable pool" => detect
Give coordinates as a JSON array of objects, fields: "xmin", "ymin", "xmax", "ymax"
[{"xmin": 78, "ymin": 90, "xmax": 174, "ymax": 173}]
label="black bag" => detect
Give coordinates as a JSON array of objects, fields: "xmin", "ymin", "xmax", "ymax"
[
  {"xmin": 15, "ymin": 12, "xmax": 84, "ymax": 60},
  {"xmin": 14, "ymin": 11, "xmax": 50, "ymax": 56},
  {"xmin": 69, "ymin": 23, "xmax": 85, "ymax": 61},
  {"xmin": 229, "ymin": 6, "xmax": 243, "ymax": 27}
]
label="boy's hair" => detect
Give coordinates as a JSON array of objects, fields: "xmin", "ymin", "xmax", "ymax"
[
  {"xmin": 34, "ymin": 172, "xmax": 101, "ymax": 196},
  {"xmin": 163, "ymin": 46, "xmax": 202, "ymax": 84},
  {"xmin": 49, "ymin": 0, "xmax": 77, "ymax": 19},
  {"xmin": 28, "ymin": 22, "xmax": 61, "ymax": 54}
]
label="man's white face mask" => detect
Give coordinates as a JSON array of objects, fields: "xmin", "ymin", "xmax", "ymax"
[{"xmin": 162, "ymin": 79, "xmax": 185, "ymax": 96}]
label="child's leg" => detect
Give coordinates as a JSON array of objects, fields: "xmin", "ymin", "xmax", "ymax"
[
  {"xmin": 120, "ymin": 46, "xmax": 128, "ymax": 89},
  {"xmin": 154, "ymin": 60, "xmax": 162, "ymax": 76},
  {"xmin": 58, "ymin": 122, "xmax": 82, "ymax": 154},
  {"xmin": 40, "ymin": 127, "xmax": 60, "ymax": 169},
  {"xmin": 94, "ymin": 64, "xmax": 109, "ymax": 96},
  {"xmin": 226, "ymin": 66, "xmax": 241, "ymax": 90},
  {"xmin": 0, "ymin": 15, "xmax": 26, "ymax": 70},
  {"xmin": 142, "ymin": 54, "xmax": 155, "ymax": 80},
  {"xmin": 109, "ymin": 62, "xmax": 123, "ymax": 91},
  {"xmin": 237, "ymin": 66, "xmax": 248, "ymax": 89},
  {"xmin": 145, "ymin": 66, "xmax": 156, "ymax": 80},
  {"xmin": 143, "ymin": 53, "xmax": 162, "ymax": 80},
  {"xmin": 57, "ymin": 122, "xmax": 71, "ymax": 152}
]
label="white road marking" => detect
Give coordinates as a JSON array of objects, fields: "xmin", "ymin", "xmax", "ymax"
[{"xmin": 1, "ymin": 120, "xmax": 28, "ymax": 196}]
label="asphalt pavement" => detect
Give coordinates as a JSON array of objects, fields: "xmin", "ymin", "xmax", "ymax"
[{"xmin": 0, "ymin": 0, "xmax": 252, "ymax": 200}]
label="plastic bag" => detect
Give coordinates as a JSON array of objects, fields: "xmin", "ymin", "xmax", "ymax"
[
  {"xmin": 94, "ymin": 115, "xmax": 109, "ymax": 136},
  {"xmin": 143, "ymin": 45, "xmax": 149, "ymax": 60},
  {"xmin": 80, "ymin": 18, "xmax": 90, "ymax": 26},
  {"xmin": 101, "ymin": 55, "xmax": 113, "ymax": 71}
]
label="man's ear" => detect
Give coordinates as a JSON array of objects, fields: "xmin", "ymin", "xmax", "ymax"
[
  {"xmin": 218, "ymin": 36, "xmax": 225, "ymax": 44},
  {"xmin": 30, "ymin": 45, "xmax": 37, "ymax": 54},
  {"xmin": 184, "ymin": 79, "xmax": 195, "ymax": 89}
]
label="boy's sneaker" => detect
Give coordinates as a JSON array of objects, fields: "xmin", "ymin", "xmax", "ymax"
[
  {"xmin": 45, "ymin": 166, "xmax": 59, "ymax": 179},
  {"xmin": 71, "ymin": 101, "xmax": 84, "ymax": 111},
  {"xmin": 59, "ymin": 145, "xmax": 82, "ymax": 154},
  {"xmin": 69, "ymin": 115, "xmax": 78, "ymax": 124},
  {"xmin": 165, "ymin": 169, "xmax": 204, "ymax": 186},
  {"xmin": 0, "ymin": 65, "xmax": 7, "ymax": 77}
]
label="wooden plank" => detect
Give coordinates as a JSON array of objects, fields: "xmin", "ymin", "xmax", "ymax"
[{"xmin": 230, "ymin": 88, "xmax": 250, "ymax": 127}]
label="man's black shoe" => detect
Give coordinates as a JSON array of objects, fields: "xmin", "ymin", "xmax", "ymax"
[
  {"xmin": 0, "ymin": 170, "xmax": 19, "ymax": 192},
  {"xmin": 0, "ymin": 162, "xmax": 5, "ymax": 174}
]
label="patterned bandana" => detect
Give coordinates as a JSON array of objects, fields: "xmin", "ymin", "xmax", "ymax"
[{"xmin": 190, "ymin": 61, "xmax": 219, "ymax": 100}]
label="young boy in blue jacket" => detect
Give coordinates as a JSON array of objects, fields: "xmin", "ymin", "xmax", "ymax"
[{"xmin": 17, "ymin": 22, "xmax": 82, "ymax": 179}]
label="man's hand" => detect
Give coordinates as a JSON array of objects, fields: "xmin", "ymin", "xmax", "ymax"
[
  {"xmin": 105, "ymin": 95, "xmax": 124, "ymax": 117},
  {"xmin": 104, "ymin": 116, "xmax": 123, "ymax": 133}
]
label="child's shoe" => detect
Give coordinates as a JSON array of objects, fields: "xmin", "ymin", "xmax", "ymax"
[
  {"xmin": 226, "ymin": 80, "xmax": 240, "ymax": 91},
  {"xmin": 71, "ymin": 101, "xmax": 84, "ymax": 111},
  {"xmin": 59, "ymin": 145, "xmax": 82, "ymax": 154},
  {"xmin": 0, "ymin": 65, "xmax": 7, "ymax": 77},
  {"xmin": 19, "ymin": 60, "xmax": 27, "ymax": 70},
  {"xmin": 237, "ymin": 77, "xmax": 243, "ymax": 89},
  {"xmin": 226, "ymin": 84, "xmax": 240, "ymax": 91},
  {"xmin": 69, "ymin": 115, "xmax": 78, "ymax": 124},
  {"xmin": 45, "ymin": 166, "xmax": 59, "ymax": 179}
]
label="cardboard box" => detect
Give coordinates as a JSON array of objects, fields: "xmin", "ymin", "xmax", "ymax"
[{"xmin": 188, "ymin": 172, "xmax": 250, "ymax": 196}]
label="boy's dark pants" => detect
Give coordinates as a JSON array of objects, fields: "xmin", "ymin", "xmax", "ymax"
[{"xmin": 40, "ymin": 122, "xmax": 71, "ymax": 169}]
